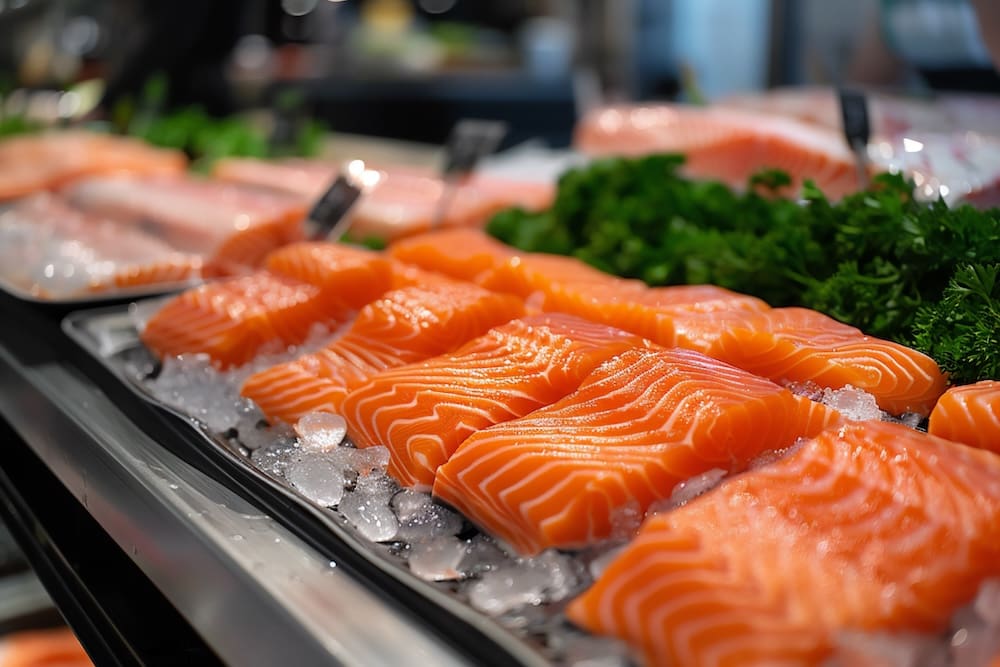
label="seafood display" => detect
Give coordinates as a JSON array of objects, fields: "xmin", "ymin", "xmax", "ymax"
[
  {"xmin": 120, "ymin": 223, "xmax": 1000, "ymax": 666},
  {"xmin": 7, "ymin": 95, "xmax": 1000, "ymax": 667}
]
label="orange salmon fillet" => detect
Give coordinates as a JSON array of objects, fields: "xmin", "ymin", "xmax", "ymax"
[
  {"xmin": 341, "ymin": 313, "xmax": 656, "ymax": 490},
  {"xmin": 0, "ymin": 627, "xmax": 92, "ymax": 667},
  {"xmin": 567, "ymin": 421, "xmax": 1000, "ymax": 667},
  {"xmin": 262, "ymin": 241, "xmax": 395, "ymax": 306},
  {"xmin": 387, "ymin": 228, "xmax": 517, "ymax": 282},
  {"xmin": 241, "ymin": 283, "xmax": 524, "ymax": 422},
  {"xmin": 433, "ymin": 347, "xmax": 839, "ymax": 555},
  {"xmin": 540, "ymin": 281, "xmax": 770, "ymax": 347},
  {"xmin": 575, "ymin": 104, "xmax": 868, "ymax": 199},
  {"xmin": 688, "ymin": 307, "xmax": 948, "ymax": 416},
  {"xmin": 928, "ymin": 380, "xmax": 1000, "ymax": 453},
  {"xmin": 0, "ymin": 131, "xmax": 185, "ymax": 201},
  {"xmin": 141, "ymin": 272, "xmax": 350, "ymax": 369}
]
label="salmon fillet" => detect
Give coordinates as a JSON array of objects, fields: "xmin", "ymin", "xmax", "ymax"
[
  {"xmin": 0, "ymin": 193, "xmax": 201, "ymax": 297},
  {"xmin": 0, "ymin": 131, "xmax": 185, "ymax": 201},
  {"xmin": 0, "ymin": 627, "xmax": 92, "ymax": 667},
  {"xmin": 241, "ymin": 283, "xmax": 525, "ymax": 422},
  {"xmin": 928, "ymin": 380, "xmax": 1000, "ymax": 453},
  {"xmin": 141, "ymin": 272, "xmax": 350, "ymax": 369},
  {"xmin": 693, "ymin": 307, "xmax": 947, "ymax": 416},
  {"xmin": 214, "ymin": 159, "xmax": 555, "ymax": 242},
  {"xmin": 575, "ymin": 104, "xmax": 867, "ymax": 199},
  {"xmin": 341, "ymin": 313, "xmax": 655, "ymax": 490},
  {"xmin": 63, "ymin": 175, "xmax": 307, "ymax": 276},
  {"xmin": 567, "ymin": 421, "xmax": 1000, "ymax": 667},
  {"xmin": 387, "ymin": 228, "xmax": 517, "ymax": 282},
  {"xmin": 539, "ymin": 281, "xmax": 770, "ymax": 347},
  {"xmin": 433, "ymin": 347, "xmax": 839, "ymax": 555},
  {"xmin": 262, "ymin": 241, "xmax": 395, "ymax": 307}
]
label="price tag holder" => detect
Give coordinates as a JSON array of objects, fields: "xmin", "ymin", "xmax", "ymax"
[
  {"xmin": 305, "ymin": 174, "xmax": 364, "ymax": 242},
  {"xmin": 441, "ymin": 119, "xmax": 508, "ymax": 179},
  {"xmin": 837, "ymin": 88, "xmax": 871, "ymax": 188},
  {"xmin": 435, "ymin": 120, "xmax": 508, "ymax": 226}
]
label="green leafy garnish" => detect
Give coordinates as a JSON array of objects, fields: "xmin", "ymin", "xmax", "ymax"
[{"xmin": 487, "ymin": 154, "xmax": 1000, "ymax": 384}]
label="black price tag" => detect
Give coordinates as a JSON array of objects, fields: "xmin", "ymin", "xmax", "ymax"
[
  {"xmin": 306, "ymin": 175, "xmax": 363, "ymax": 241},
  {"xmin": 442, "ymin": 120, "xmax": 508, "ymax": 178},
  {"xmin": 838, "ymin": 88, "xmax": 871, "ymax": 149}
]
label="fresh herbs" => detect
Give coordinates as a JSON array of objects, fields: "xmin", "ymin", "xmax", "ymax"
[{"xmin": 487, "ymin": 154, "xmax": 1000, "ymax": 383}]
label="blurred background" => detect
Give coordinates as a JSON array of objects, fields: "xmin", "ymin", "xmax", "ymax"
[{"xmin": 0, "ymin": 0, "xmax": 920, "ymax": 148}]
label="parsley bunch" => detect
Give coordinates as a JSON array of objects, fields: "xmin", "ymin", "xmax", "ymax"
[{"xmin": 487, "ymin": 155, "xmax": 1000, "ymax": 383}]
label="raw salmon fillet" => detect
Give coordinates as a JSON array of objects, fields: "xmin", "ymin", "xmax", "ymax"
[
  {"xmin": 478, "ymin": 253, "xmax": 647, "ymax": 300},
  {"xmin": 0, "ymin": 194, "xmax": 201, "ymax": 298},
  {"xmin": 262, "ymin": 241, "xmax": 395, "ymax": 307},
  {"xmin": 63, "ymin": 175, "xmax": 307, "ymax": 276},
  {"xmin": 695, "ymin": 307, "xmax": 947, "ymax": 416},
  {"xmin": 212, "ymin": 157, "xmax": 337, "ymax": 199},
  {"xmin": 242, "ymin": 283, "xmax": 525, "ymax": 422},
  {"xmin": 0, "ymin": 627, "xmax": 93, "ymax": 667},
  {"xmin": 387, "ymin": 228, "xmax": 517, "ymax": 282},
  {"xmin": 539, "ymin": 280, "xmax": 769, "ymax": 347},
  {"xmin": 928, "ymin": 380, "xmax": 1000, "ymax": 453},
  {"xmin": 214, "ymin": 159, "xmax": 554, "ymax": 241},
  {"xmin": 0, "ymin": 131, "xmax": 185, "ymax": 201},
  {"xmin": 567, "ymin": 420, "xmax": 1000, "ymax": 667},
  {"xmin": 575, "ymin": 104, "xmax": 867, "ymax": 199},
  {"xmin": 433, "ymin": 347, "xmax": 839, "ymax": 555},
  {"xmin": 141, "ymin": 272, "xmax": 349, "ymax": 369},
  {"xmin": 341, "ymin": 313, "xmax": 655, "ymax": 489}
]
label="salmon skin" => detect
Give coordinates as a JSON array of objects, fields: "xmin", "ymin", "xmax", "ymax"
[
  {"xmin": 0, "ymin": 193, "xmax": 201, "ymax": 298},
  {"xmin": 140, "ymin": 272, "xmax": 351, "ymax": 369},
  {"xmin": 568, "ymin": 420, "xmax": 1000, "ymax": 667},
  {"xmin": 341, "ymin": 313, "xmax": 656, "ymax": 490},
  {"xmin": 0, "ymin": 131, "xmax": 185, "ymax": 201},
  {"xmin": 63, "ymin": 175, "xmax": 307, "ymax": 277},
  {"xmin": 241, "ymin": 282, "xmax": 525, "ymax": 423},
  {"xmin": 689, "ymin": 307, "xmax": 948, "ymax": 416},
  {"xmin": 433, "ymin": 347, "xmax": 839, "ymax": 555},
  {"xmin": 928, "ymin": 380, "xmax": 1000, "ymax": 453},
  {"xmin": 213, "ymin": 159, "xmax": 555, "ymax": 242},
  {"xmin": 575, "ymin": 104, "xmax": 868, "ymax": 199}
]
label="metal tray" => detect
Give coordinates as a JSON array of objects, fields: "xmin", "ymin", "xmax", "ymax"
[
  {"xmin": 61, "ymin": 303, "xmax": 621, "ymax": 667},
  {"xmin": 0, "ymin": 275, "xmax": 198, "ymax": 309}
]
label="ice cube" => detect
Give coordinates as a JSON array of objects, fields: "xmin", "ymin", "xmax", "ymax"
[
  {"xmin": 974, "ymin": 578, "xmax": 1000, "ymax": 627},
  {"xmin": 294, "ymin": 413, "xmax": 347, "ymax": 452},
  {"xmin": 831, "ymin": 631, "xmax": 949, "ymax": 667},
  {"xmin": 821, "ymin": 386, "xmax": 885, "ymax": 422},
  {"xmin": 328, "ymin": 445, "xmax": 390, "ymax": 476},
  {"xmin": 587, "ymin": 546, "xmax": 625, "ymax": 581},
  {"xmin": 250, "ymin": 439, "xmax": 299, "ymax": 479},
  {"xmin": 338, "ymin": 471, "xmax": 399, "ymax": 542},
  {"xmin": 607, "ymin": 500, "xmax": 642, "ymax": 541},
  {"xmin": 459, "ymin": 534, "xmax": 511, "ymax": 576},
  {"xmin": 408, "ymin": 536, "xmax": 467, "ymax": 581},
  {"xmin": 549, "ymin": 633, "xmax": 633, "ymax": 667},
  {"xmin": 665, "ymin": 468, "xmax": 727, "ymax": 509},
  {"xmin": 393, "ymin": 491, "xmax": 463, "ymax": 543},
  {"xmin": 465, "ymin": 550, "xmax": 581, "ymax": 616},
  {"xmin": 286, "ymin": 452, "xmax": 347, "ymax": 507}
]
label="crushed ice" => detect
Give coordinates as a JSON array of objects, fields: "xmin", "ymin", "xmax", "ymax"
[
  {"xmin": 294, "ymin": 413, "xmax": 347, "ymax": 452},
  {"xmin": 827, "ymin": 577, "xmax": 1000, "ymax": 667},
  {"xmin": 465, "ymin": 550, "xmax": 583, "ymax": 616}
]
